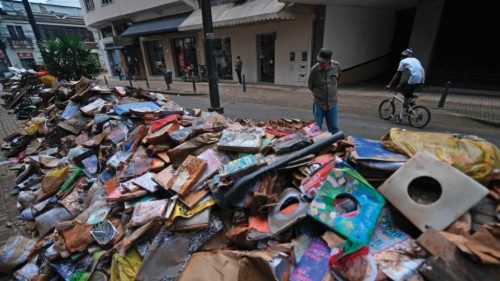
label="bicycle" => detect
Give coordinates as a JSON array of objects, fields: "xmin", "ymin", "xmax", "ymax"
[{"xmin": 378, "ymin": 88, "xmax": 431, "ymax": 128}]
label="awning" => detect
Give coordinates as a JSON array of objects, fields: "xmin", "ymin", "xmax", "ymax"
[
  {"xmin": 179, "ymin": 0, "xmax": 312, "ymax": 31},
  {"xmin": 122, "ymin": 13, "xmax": 190, "ymax": 37}
]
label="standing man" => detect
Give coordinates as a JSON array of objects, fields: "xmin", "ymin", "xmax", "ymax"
[
  {"xmin": 114, "ymin": 64, "xmax": 123, "ymax": 80},
  {"xmin": 385, "ymin": 48, "xmax": 425, "ymax": 122},
  {"xmin": 235, "ymin": 56, "xmax": 243, "ymax": 84},
  {"xmin": 127, "ymin": 57, "xmax": 137, "ymax": 82},
  {"xmin": 308, "ymin": 48, "xmax": 341, "ymax": 134}
]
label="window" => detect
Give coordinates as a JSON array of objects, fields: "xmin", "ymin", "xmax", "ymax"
[
  {"xmin": 84, "ymin": 0, "xmax": 95, "ymax": 11},
  {"xmin": 101, "ymin": 0, "xmax": 114, "ymax": 5},
  {"xmin": 213, "ymin": 37, "xmax": 232, "ymax": 79},
  {"xmin": 15, "ymin": 26, "xmax": 25, "ymax": 39},
  {"xmin": 100, "ymin": 26, "xmax": 114, "ymax": 38},
  {"xmin": 173, "ymin": 37, "xmax": 198, "ymax": 77},
  {"xmin": 7, "ymin": 25, "xmax": 25, "ymax": 39},
  {"xmin": 114, "ymin": 21, "xmax": 132, "ymax": 36},
  {"xmin": 145, "ymin": 41, "xmax": 165, "ymax": 76},
  {"xmin": 39, "ymin": 25, "xmax": 95, "ymax": 42}
]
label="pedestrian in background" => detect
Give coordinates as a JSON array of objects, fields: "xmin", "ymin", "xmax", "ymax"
[
  {"xmin": 114, "ymin": 64, "xmax": 123, "ymax": 80},
  {"xmin": 307, "ymin": 48, "xmax": 341, "ymax": 134},
  {"xmin": 235, "ymin": 56, "xmax": 243, "ymax": 84},
  {"xmin": 127, "ymin": 58, "xmax": 138, "ymax": 82}
]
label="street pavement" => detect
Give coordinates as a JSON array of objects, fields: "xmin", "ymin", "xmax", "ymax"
[
  {"xmin": 0, "ymin": 106, "xmax": 25, "ymax": 247},
  {"xmin": 105, "ymin": 76, "xmax": 500, "ymax": 147}
]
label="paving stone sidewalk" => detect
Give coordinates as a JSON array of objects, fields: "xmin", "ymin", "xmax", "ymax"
[{"xmin": 0, "ymin": 104, "xmax": 25, "ymax": 245}]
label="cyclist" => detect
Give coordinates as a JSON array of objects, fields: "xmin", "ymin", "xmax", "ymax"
[{"xmin": 385, "ymin": 48, "xmax": 425, "ymax": 122}]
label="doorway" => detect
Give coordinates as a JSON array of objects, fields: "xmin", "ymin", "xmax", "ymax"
[
  {"xmin": 107, "ymin": 49, "xmax": 123, "ymax": 77},
  {"xmin": 257, "ymin": 33, "xmax": 275, "ymax": 83},
  {"xmin": 123, "ymin": 46, "xmax": 145, "ymax": 79},
  {"xmin": 144, "ymin": 41, "xmax": 165, "ymax": 76},
  {"xmin": 172, "ymin": 37, "xmax": 198, "ymax": 77}
]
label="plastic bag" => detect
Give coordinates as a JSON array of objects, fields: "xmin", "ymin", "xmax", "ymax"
[
  {"xmin": 24, "ymin": 117, "xmax": 47, "ymax": 135},
  {"xmin": 110, "ymin": 249, "xmax": 142, "ymax": 281},
  {"xmin": 381, "ymin": 128, "xmax": 500, "ymax": 181},
  {"xmin": 0, "ymin": 236, "xmax": 36, "ymax": 273}
]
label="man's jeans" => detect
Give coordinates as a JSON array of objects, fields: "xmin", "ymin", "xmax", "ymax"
[{"xmin": 313, "ymin": 102, "xmax": 338, "ymax": 134}]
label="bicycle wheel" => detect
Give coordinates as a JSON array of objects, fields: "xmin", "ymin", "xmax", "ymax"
[
  {"xmin": 378, "ymin": 99, "xmax": 395, "ymax": 120},
  {"xmin": 408, "ymin": 106, "xmax": 431, "ymax": 128}
]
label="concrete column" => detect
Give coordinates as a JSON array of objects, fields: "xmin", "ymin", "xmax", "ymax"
[{"xmin": 408, "ymin": 0, "xmax": 445, "ymax": 75}]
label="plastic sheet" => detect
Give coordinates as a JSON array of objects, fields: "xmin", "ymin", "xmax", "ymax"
[
  {"xmin": 0, "ymin": 236, "xmax": 36, "ymax": 273},
  {"xmin": 110, "ymin": 250, "xmax": 143, "ymax": 281},
  {"xmin": 382, "ymin": 128, "xmax": 500, "ymax": 181}
]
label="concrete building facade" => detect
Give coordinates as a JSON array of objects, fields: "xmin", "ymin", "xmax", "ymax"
[
  {"xmin": 78, "ymin": 0, "xmax": 496, "ymax": 90},
  {"xmin": 0, "ymin": 0, "xmax": 104, "ymax": 72},
  {"xmin": 79, "ymin": 0, "xmax": 314, "ymax": 86}
]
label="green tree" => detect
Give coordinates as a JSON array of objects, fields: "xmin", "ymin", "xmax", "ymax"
[{"xmin": 38, "ymin": 35, "xmax": 101, "ymax": 81}]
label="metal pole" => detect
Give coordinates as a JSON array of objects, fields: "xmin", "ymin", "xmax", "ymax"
[
  {"xmin": 21, "ymin": 0, "xmax": 42, "ymax": 42},
  {"xmin": 145, "ymin": 75, "xmax": 150, "ymax": 89},
  {"xmin": 192, "ymin": 75, "xmax": 197, "ymax": 94},
  {"xmin": 200, "ymin": 0, "xmax": 223, "ymax": 113},
  {"xmin": 437, "ymin": 81, "xmax": 451, "ymax": 109},
  {"xmin": 242, "ymin": 74, "xmax": 246, "ymax": 92}
]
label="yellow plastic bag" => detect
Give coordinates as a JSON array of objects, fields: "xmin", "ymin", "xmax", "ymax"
[
  {"xmin": 382, "ymin": 128, "xmax": 500, "ymax": 182},
  {"xmin": 24, "ymin": 117, "xmax": 47, "ymax": 135},
  {"xmin": 165, "ymin": 197, "xmax": 216, "ymax": 226},
  {"xmin": 110, "ymin": 249, "xmax": 142, "ymax": 281},
  {"xmin": 39, "ymin": 75, "xmax": 58, "ymax": 88}
]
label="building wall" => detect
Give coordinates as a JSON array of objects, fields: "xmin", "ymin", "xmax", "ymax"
[
  {"xmin": 323, "ymin": 6, "xmax": 396, "ymax": 71},
  {"xmin": 212, "ymin": 18, "xmax": 313, "ymax": 86},
  {"xmin": 1, "ymin": 0, "xmax": 105, "ymax": 71},
  {"xmin": 81, "ymin": 0, "xmax": 195, "ymax": 27},
  {"xmin": 139, "ymin": 18, "xmax": 313, "ymax": 86},
  {"xmin": 0, "ymin": 20, "xmax": 43, "ymax": 69},
  {"xmin": 408, "ymin": 0, "xmax": 445, "ymax": 74}
]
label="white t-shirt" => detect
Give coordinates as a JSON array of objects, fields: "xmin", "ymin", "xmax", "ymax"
[{"xmin": 397, "ymin": 57, "xmax": 425, "ymax": 84}]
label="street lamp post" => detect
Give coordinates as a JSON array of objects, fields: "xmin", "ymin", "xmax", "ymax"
[
  {"xmin": 21, "ymin": 0, "xmax": 42, "ymax": 42},
  {"xmin": 200, "ymin": 0, "xmax": 223, "ymax": 114}
]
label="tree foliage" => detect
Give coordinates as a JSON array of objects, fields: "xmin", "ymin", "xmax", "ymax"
[{"xmin": 38, "ymin": 35, "xmax": 101, "ymax": 81}]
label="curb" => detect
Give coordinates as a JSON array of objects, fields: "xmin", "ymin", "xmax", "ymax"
[
  {"xmin": 157, "ymin": 90, "xmax": 208, "ymax": 97},
  {"xmin": 107, "ymin": 83, "xmax": 208, "ymax": 96},
  {"xmin": 434, "ymin": 109, "xmax": 500, "ymax": 128}
]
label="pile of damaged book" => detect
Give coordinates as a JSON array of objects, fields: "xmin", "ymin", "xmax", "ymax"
[{"xmin": 0, "ymin": 75, "xmax": 499, "ymax": 281}]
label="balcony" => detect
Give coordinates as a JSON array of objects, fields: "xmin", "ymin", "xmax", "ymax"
[{"xmin": 7, "ymin": 38, "xmax": 35, "ymax": 49}]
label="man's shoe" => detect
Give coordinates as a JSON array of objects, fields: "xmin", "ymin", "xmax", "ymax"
[{"xmin": 395, "ymin": 116, "xmax": 403, "ymax": 123}]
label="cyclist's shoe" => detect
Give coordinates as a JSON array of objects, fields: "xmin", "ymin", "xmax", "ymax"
[{"xmin": 395, "ymin": 116, "xmax": 403, "ymax": 123}]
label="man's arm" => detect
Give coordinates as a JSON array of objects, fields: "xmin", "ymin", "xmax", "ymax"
[
  {"xmin": 307, "ymin": 70, "xmax": 315, "ymax": 92},
  {"xmin": 386, "ymin": 71, "xmax": 401, "ymax": 89}
]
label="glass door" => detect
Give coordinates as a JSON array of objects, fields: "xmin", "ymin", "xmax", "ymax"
[
  {"xmin": 145, "ymin": 41, "xmax": 165, "ymax": 76},
  {"xmin": 213, "ymin": 37, "xmax": 232, "ymax": 80},
  {"xmin": 257, "ymin": 33, "xmax": 275, "ymax": 83},
  {"xmin": 172, "ymin": 37, "xmax": 198, "ymax": 77}
]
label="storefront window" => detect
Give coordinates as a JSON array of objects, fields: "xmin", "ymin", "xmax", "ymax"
[
  {"xmin": 20, "ymin": 58, "xmax": 36, "ymax": 70},
  {"xmin": 145, "ymin": 41, "xmax": 165, "ymax": 76},
  {"xmin": 173, "ymin": 37, "xmax": 198, "ymax": 77},
  {"xmin": 213, "ymin": 37, "xmax": 232, "ymax": 80}
]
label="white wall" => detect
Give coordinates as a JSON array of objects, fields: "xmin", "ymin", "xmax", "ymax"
[
  {"xmin": 323, "ymin": 6, "xmax": 396, "ymax": 69},
  {"xmin": 81, "ymin": 0, "xmax": 195, "ymax": 27},
  {"xmin": 213, "ymin": 18, "xmax": 313, "ymax": 86},
  {"xmin": 0, "ymin": 20, "xmax": 43, "ymax": 69}
]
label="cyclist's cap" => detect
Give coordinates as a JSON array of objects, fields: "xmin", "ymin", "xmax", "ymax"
[
  {"xmin": 401, "ymin": 48, "xmax": 414, "ymax": 57},
  {"xmin": 317, "ymin": 48, "xmax": 333, "ymax": 62}
]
